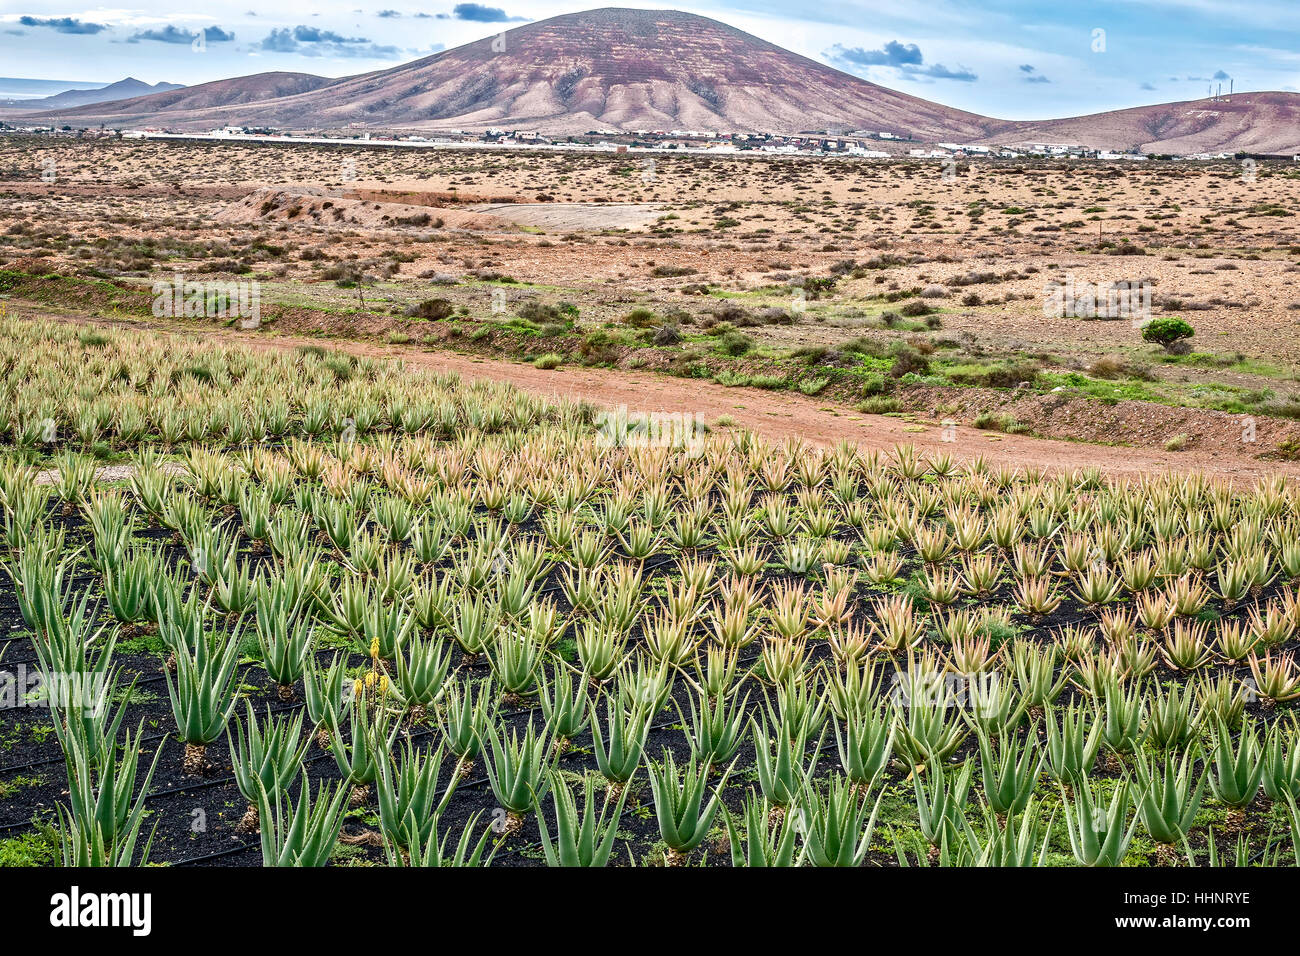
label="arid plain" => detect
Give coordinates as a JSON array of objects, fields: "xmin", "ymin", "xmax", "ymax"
[{"xmin": 3, "ymin": 137, "xmax": 1300, "ymax": 475}]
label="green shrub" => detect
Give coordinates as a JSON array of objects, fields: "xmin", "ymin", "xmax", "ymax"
[
  {"xmin": 716, "ymin": 331, "xmax": 754, "ymax": 357},
  {"xmin": 714, "ymin": 370, "xmax": 751, "ymax": 387},
  {"xmin": 0, "ymin": 821, "xmax": 59, "ymax": 867},
  {"xmin": 857, "ymin": 395, "xmax": 900, "ymax": 414},
  {"xmin": 859, "ymin": 372, "xmax": 890, "ymax": 396},
  {"xmin": 623, "ymin": 307, "xmax": 658, "ymax": 328},
  {"xmin": 1142, "ymin": 317, "xmax": 1194, "ymax": 351},
  {"xmin": 888, "ymin": 343, "xmax": 929, "ymax": 378},
  {"xmin": 964, "ymin": 360, "xmax": 1041, "ymax": 389},
  {"xmin": 651, "ymin": 264, "xmax": 697, "ymax": 277},
  {"xmin": 973, "ymin": 411, "xmax": 1030, "ymax": 434},
  {"xmin": 800, "ymin": 276, "xmax": 838, "ymax": 300},
  {"xmin": 790, "ymin": 345, "xmax": 830, "ymax": 364},
  {"xmin": 519, "ymin": 300, "xmax": 579, "ymax": 323},
  {"xmin": 1278, "ymin": 435, "xmax": 1300, "ymax": 460},
  {"xmin": 841, "ymin": 337, "xmax": 889, "ymax": 359},
  {"xmin": 533, "ymin": 353, "xmax": 563, "ymax": 370},
  {"xmin": 579, "ymin": 330, "xmax": 620, "ymax": 365},
  {"xmin": 407, "ymin": 298, "xmax": 454, "ymax": 321}
]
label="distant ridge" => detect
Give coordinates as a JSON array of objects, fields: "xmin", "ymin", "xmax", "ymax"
[{"xmin": 4, "ymin": 77, "xmax": 184, "ymax": 111}]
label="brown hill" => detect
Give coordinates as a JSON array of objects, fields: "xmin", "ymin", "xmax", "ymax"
[
  {"xmin": 982, "ymin": 92, "xmax": 1300, "ymax": 155},
  {"xmin": 20, "ymin": 8, "xmax": 994, "ymax": 139},
  {"xmin": 300, "ymin": 7, "xmax": 997, "ymax": 138}
]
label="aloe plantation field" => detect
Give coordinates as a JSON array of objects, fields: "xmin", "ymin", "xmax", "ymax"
[{"xmin": 1, "ymin": 309, "xmax": 1299, "ymax": 873}]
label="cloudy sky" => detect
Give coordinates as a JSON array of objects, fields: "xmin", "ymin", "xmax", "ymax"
[{"xmin": 1, "ymin": 1, "xmax": 1296, "ymax": 119}]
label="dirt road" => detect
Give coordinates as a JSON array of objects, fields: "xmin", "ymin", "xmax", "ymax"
[{"xmin": 18, "ymin": 305, "xmax": 1300, "ymax": 486}]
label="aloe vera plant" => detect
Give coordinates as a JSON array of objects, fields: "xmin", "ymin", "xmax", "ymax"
[
  {"xmin": 376, "ymin": 742, "xmax": 458, "ymax": 852},
  {"xmin": 962, "ymin": 671, "xmax": 1027, "ymax": 739},
  {"xmin": 41, "ymin": 650, "xmax": 131, "ymax": 772},
  {"xmin": 537, "ymin": 772, "xmax": 630, "ymax": 867},
  {"xmin": 385, "ymin": 813, "xmax": 497, "ymax": 868},
  {"xmin": 576, "ymin": 621, "xmax": 628, "ymax": 684},
  {"xmin": 1098, "ymin": 677, "xmax": 1145, "ymax": 755},
  {"xmin": 834, "ymin": 704, "xmax": 894, "ymax": 788},
  {"xmin": 1011, "ymin": 640, "xmax": 1069, "ymax": 710},
  {"xmin": 590, "ymin": 695, "xmax": 651, "ymax": 791},
  {"xmin": 646, "ymin": 750, "xmax": 730, "ymax": 864},
  {"xmin": 1262, "ymin": 718, "xmax": 1300, "ymax": 802},
  {"xmin": 751, "ymin": 706, "xmax": 823, "ymax": 809},
  {"xmin": 393, "ymin": 631, "xmax": 454, "ymax": 713},
  {"xmin": 1061, "ymin": 775, "xmax": 1138, "ymax": 866},
  {"xmin": 254, "ymin": 588, "xmax": 315, "ymax": 698},
  {"xmin": 257, "ymin": 776, "xmax": 349, "ymax": 867},
  {"xmin": 1206, "ymin": 719, "xmax": 1265, "ymax": 808},
  {"xmin": 1144, "ymin": 681, "xmax": 1200, "ymax": 751},
  {"xmin": 914, "ymin": 758, "xmax": 974, "ymax": 845},
  {"xmin": 976, "ymin": 727, "xmax": 1044, "ymax": 815},
  {"xmin": 1043, "ymin": 702, "xmax": 1103, "ymax": 782},
  {"xmin": 964, "ymin": 799, "xmax": 1054, "ymax": 866},
  {"xmin": 439, "ymin": 677, "xmax": 497, "ymax": 772},
  {"xmin": 1283, "ymin": 794, "xmax": 1300, "ymax": 867},
  {"xmin": 57, "ymin": 802, "xmax": 157, "ymax": 868},
  {"xmin": 796, "ymin": 775, "xmax": 885, "ymax": 867},
  {"xmin": 303, "ymin": 652, "xmax": 351, "ymax": 747},
  {"xmin": 362, "ymin": 599, "xmax": 414, "ymax": 662},
  {"xmin": 64, "ymin": 721, "xmax": 162, "ymax": 850},
  {"xmin": 1134, "ymin": 749, "xmax": 1205, "ymax": 845},
  {"xmin": 682, "ymin": 687, "xmax": 749, "ymax": 767},
  {"xmin": 623, "ymin": 656, "xmax": 674, "ymax": 716},
  {"xmin": 892, "ymin": 665, "xmax": 968, "ymax": 765},
  {"xmin": 331, "ymin": 693, "xmax": 400, "ymax": 793},
  {"xmin": 489, "ymin": 626, "xmax": 544, "ymax": 698},
  {"xmin": 165, "ymin": 624, "xmax": 243, "ymax": 773},
  {"xmin": 483, "ymin": 721, "xmax": 554, "ymax": 831},
  {"xmin": 725, "ymin": 792, "xmax": 804, "ymax": 867},
  {"xmin": 229, "ymin": 703, "xmax": 308, "ymax": 828},
  {"xmin": 539, "ymin": 666, "xmax": 590, "ymax": 751},
  {"xmin": 102, "ymin": 548, "xmax": 158, "ymax": 625}
]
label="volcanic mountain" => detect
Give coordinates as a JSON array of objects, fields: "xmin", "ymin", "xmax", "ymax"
[
  {"xmin": 15, "ymin": 8, "xmax": 996, "ymax": 139},
  {"xmin": 9, "ymin": 7, "xmax": 1299, "ymax": 153}
]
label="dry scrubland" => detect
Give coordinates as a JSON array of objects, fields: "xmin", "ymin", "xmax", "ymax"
[
  {"xmin": 2, "ymin": 138, "xmax": 1300, "ymax": 463},
  {"xmin": 3, "ymin": 315, "xmax": 1300, "ymax": 869}
]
